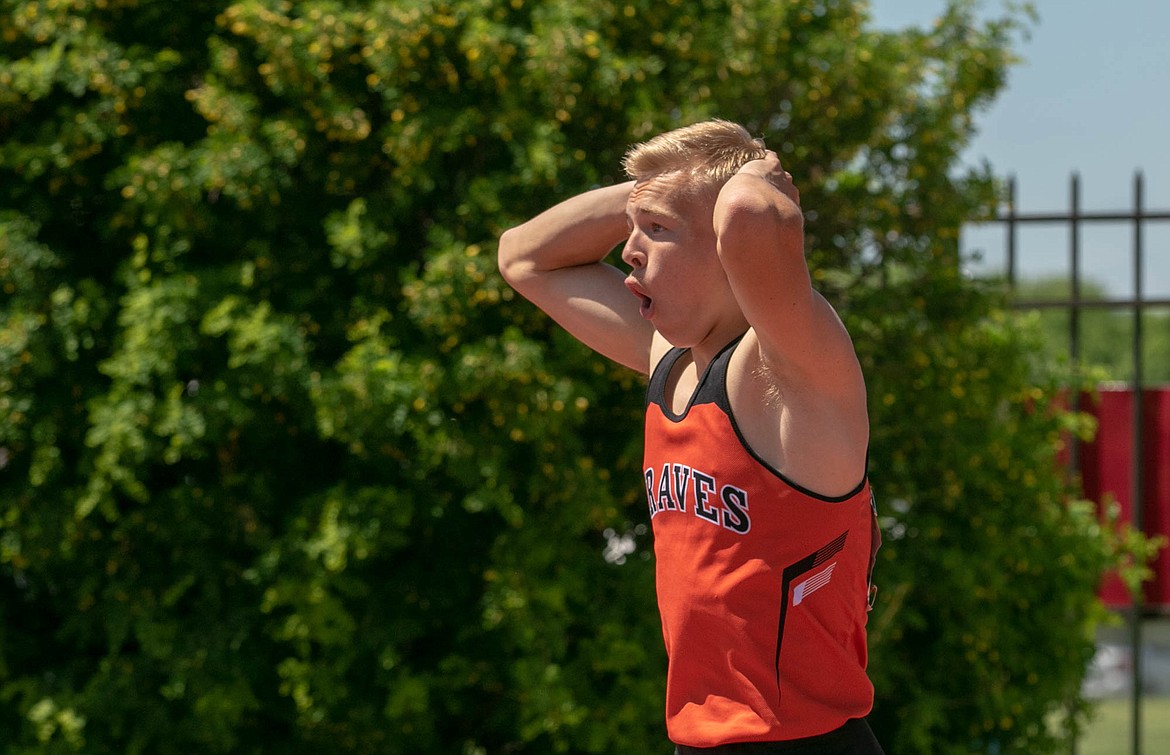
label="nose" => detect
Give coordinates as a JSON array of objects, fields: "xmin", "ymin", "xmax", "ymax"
[{"xmin": 621, "ymin": 231, "xmax": 645, "ymax": 269}]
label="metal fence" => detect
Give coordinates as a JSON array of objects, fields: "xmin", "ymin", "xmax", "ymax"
[{"xmin": 964, "ymin": 173, "xmax": 1170, "ymax": 755}]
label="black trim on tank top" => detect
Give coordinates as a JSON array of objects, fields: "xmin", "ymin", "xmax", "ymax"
[
  {"xmin": 645, "ymin": 335, "xmax": 867, "ymax": 503},
  {"xmin": 645, "ymin": 336, "xmax": 741, "ymax": 419}
]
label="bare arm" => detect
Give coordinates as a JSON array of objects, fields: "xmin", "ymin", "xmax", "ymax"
[
  {"xmin": 714, "ymin": 153, "xmax": 869, "ymax": 494},
  {"xmin": 497, "ymin": 181, "xmax": 655, "ymax": 374},
  {"xmin": 713, "ymin": 154, "xmax": 862, "ymax": 394}
]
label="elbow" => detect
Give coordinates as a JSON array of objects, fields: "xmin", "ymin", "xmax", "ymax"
[
  {"xmin": 496, "ymin": 226, "xmax": 525, "ymax": 286},
  {"xmin": 497, "ymin": 226, "xmax": 541, "ymax": 293}
]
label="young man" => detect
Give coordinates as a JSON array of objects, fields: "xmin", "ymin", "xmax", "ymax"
[{"xmin": 497, "ymin": 120, "xmax": 883, "ymax": 754}]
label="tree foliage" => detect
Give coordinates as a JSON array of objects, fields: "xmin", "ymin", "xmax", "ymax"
[{"xmin": 0, "ymin": 0, "xmax": 1153, "ymax": 753}]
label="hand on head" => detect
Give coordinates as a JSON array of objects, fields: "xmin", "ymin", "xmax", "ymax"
[{"xmin": 736, "ymin": 150, "xmax": 800, "ymax": 207}]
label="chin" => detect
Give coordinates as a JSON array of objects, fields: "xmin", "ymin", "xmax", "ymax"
[{"xmin": 657, "ymin": 328, "xmax": 700, "ymax": 350}]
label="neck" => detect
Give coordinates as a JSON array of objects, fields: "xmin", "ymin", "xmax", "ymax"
[{"xmin": 689, "ymin": 321, "xmax": 749, "ymax": 374}]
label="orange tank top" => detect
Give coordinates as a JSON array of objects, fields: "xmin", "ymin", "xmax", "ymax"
[{"xmin": 643, "ymin": 337, "xmax": 879, "ymax": 747}]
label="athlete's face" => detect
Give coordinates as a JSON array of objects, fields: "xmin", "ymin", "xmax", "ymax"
[{"xmin": 622, "ymin": 174, "xmax": 739, "ymax": 347}]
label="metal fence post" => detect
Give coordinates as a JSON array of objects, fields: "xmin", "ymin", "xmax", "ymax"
[
  {"xmin": 1006, "ymin": 176, "xmax": 1018, "ymax": 286},
  {"xmin": 1129, "ymin": 172, "xmax": 1146, "ymax": 755}
]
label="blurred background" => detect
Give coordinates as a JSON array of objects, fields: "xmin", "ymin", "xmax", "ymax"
[
  {"xmin": 880, "ymin": 5, "xmax": 1170, "ymax": 751},
  {"xmin": 1, "ymin": 1, "xmax": 1166, "ymax": 753}
]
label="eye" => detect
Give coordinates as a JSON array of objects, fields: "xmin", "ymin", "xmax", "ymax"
[{"xmin": 649, "ymin": 222, "xmax": 666, "ymax": 234}]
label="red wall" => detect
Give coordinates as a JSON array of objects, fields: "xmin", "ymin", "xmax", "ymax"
[{"xmin": 1079, "ymin": 387, "xmax": 1170, "ymax": 609}]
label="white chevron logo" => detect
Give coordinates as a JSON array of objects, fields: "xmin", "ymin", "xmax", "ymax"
[{"xmin": 793, "ymin": 562, "xmax": 836, "ymax": 606}]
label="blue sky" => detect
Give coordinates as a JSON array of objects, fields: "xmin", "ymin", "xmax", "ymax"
[{"xmin": 868, "ymin": 0, "xmax": 1170, "ymax": 297}]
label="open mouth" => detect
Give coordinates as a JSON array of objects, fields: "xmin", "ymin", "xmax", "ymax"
[{"xmin": 625, "ymin": 278, "xmax": 654, "ymax": 319}]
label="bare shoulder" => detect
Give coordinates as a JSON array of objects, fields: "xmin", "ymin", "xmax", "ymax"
[
  {"xmin": 727, "ymin": 329, "xmax": 869, "ymax": 498},
  {"xmin": 647, "ymin": 331, "xmax": 677, "ymax": 376}
]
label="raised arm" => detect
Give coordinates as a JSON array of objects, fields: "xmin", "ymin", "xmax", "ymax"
[
  {"xmin": 712, "ymin": 153, "xmax": 862, "ymax": 396},
  {"xmin": 713, "ymin": 153, "xmax": 868, "ymax": 495},
  {"xmin": 497, "ymin": 181, "xmax": 655, "ymax": 374}
]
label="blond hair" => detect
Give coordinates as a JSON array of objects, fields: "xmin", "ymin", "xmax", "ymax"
[{"xmin": 621, "ymin": 119, "xmax": 767, "ymax": 200}]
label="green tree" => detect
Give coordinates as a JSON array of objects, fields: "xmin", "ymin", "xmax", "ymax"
[{"xmin": 0, "ymin": 1, "xmax": 1153, "ymax": 753}]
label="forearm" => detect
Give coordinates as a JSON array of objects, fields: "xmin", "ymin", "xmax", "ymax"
[
  {"xmin": 714, "ymin": 172, "xmax": 803, "ymax": 239},
  {"xmin": 498, "ymin": 180, "xmax": 634, "ymax": 284},
  {"xmin": 714, "ymin": 160, "xmax": 806, "ymax": 287}
]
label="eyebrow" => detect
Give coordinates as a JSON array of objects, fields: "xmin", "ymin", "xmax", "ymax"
[{"xmin": 627, "ymin": 203, "xmax": 680, "ymax": 223}]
